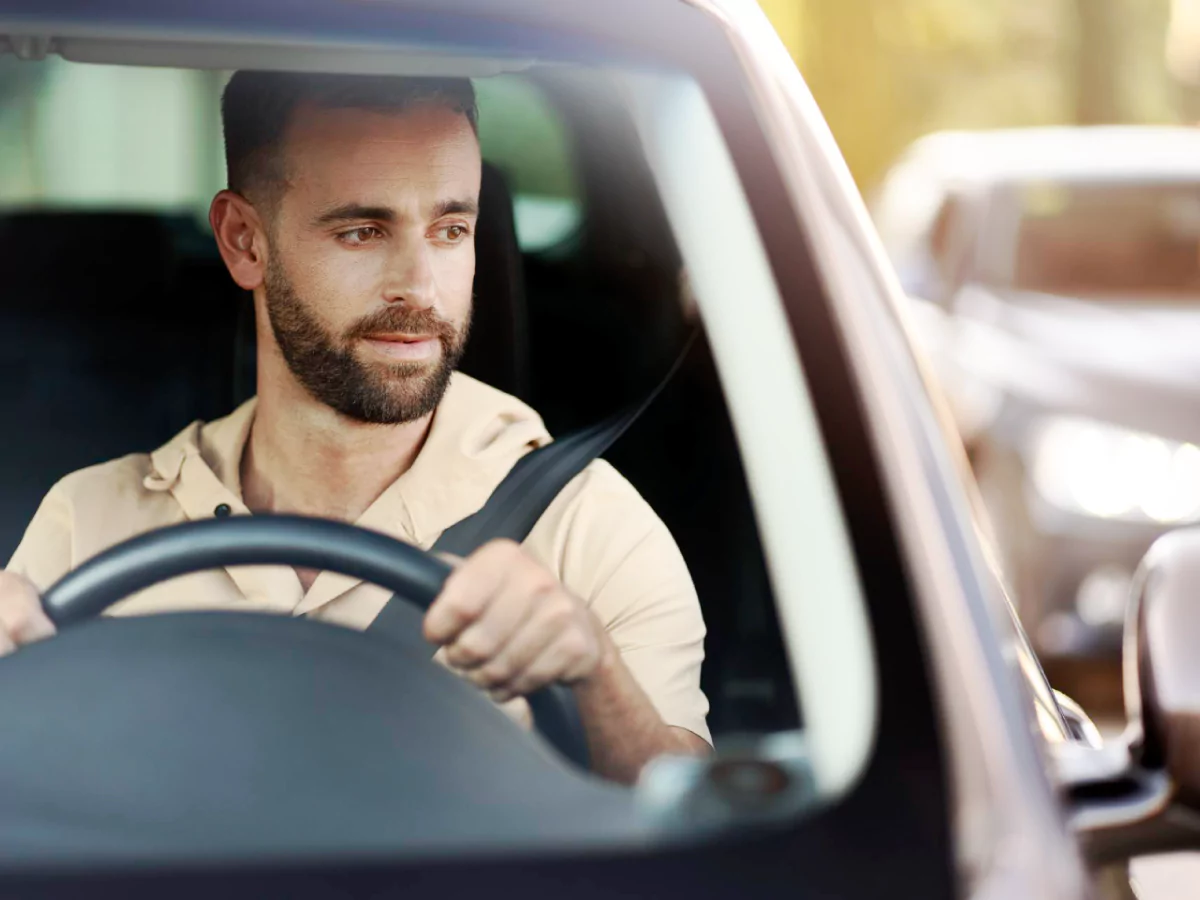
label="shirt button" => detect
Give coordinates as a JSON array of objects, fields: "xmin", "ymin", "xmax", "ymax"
[{"xmin": 214, "ymin": 503, "xmax": 233, "ymax": 518}]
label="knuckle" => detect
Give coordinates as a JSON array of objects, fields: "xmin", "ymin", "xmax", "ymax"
[
  {"xmin": 436, "ymin": 591, "xmax": 486, "ymax": 630},
  {"xmin": 542, "ymin": 599, "xmax": 574, "ymax": 630},
  {"xmin": 478, "ymin": 658, "xmax": 514, "ymax": 687},
  {"xmin": 525, "ymin": 569, "xmax": 558, "ymax": 596},
  {"xmin": 450, "ymin": 644, "xmax": 484, "ymax": 668},
  {"xmin": 449, "ymin": 601, "xmax": 481, "ymax": 630},
  {"xmin": 456, "ymin": 631, "xmax": 497, "ymax": 665}
]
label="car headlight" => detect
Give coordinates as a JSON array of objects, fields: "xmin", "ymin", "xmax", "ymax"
[{"xmin": 1029, "ymin": 415, "xmax": 1200, "ymax": 523}]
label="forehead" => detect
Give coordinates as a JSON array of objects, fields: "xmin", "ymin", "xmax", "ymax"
[{"xmin": 280, "ymin": 102, "xmax": 482, "ymax": 202}]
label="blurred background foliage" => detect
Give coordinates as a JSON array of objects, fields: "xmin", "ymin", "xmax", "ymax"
[{"xmin": 758, "ymin": 0, "xmax": 1195, "ymax": 192}]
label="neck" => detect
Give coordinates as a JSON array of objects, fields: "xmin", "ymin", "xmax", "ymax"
[{"xmin": 241, "ymin": 361, "xmax": 434, "ymax": 523}]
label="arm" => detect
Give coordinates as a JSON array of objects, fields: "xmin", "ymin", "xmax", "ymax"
[
  {"xmin": 424, "ymin": 539, "xmax": 708, "ymax": 784},
  {"xmin": 572, "ymin": 637, "xmax": 711, "ymax": 782}
]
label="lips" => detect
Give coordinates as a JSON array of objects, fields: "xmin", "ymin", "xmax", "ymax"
[
  {"xmin": 366, "ymin": 332, "xmax": 434, "ymax": 343},
  {"xmin": 361, "ymin": 333, "xmax": 440, "ymax": 361}
]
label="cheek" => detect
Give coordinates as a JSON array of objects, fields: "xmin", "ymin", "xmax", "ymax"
[
  {"xmin": 286, "ymin": 238, "xmax": 382, "ymax": 321},
  {"xmin": 434, "ymin": 246, "xmax": 476, "ymax": 322}
]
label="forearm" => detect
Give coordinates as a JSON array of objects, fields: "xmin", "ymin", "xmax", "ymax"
[{"xmin": 572, "ymin": 634, "xmax": 710, "ymax": 785}]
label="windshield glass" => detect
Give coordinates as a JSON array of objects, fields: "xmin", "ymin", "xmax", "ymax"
[
  {"xmin": 999, "ymin": 180, "xmax": 1200, "ymax": 296},
  {"xmin": 0, "ymin": 32, "xmax": 883, "ymax": 861}
]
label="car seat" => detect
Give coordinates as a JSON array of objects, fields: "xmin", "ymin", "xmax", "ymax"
[{"xmin": 0, "ymin": 211, "xmax": 243, "ymax": 561}]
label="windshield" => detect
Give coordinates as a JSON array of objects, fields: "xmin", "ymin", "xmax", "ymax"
[
  {"xmin": 997, "ymin": 180, "xmax": 1200, "ymax": 296},
  {"xmin": 0, "ymin": 27, "xmax": 884, "ymax": 861}
]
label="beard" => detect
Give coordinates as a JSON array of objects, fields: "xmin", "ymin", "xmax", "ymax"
[{"xmin": 263, "ymin": 256, "xmax": 469, "ymax": 424}]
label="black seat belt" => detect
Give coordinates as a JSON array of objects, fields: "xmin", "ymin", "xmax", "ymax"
[{"xmin": 367, "ymin": 333, "xmax": 695, "ymax": 766}]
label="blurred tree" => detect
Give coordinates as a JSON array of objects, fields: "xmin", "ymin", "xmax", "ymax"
[{"xmin": 757, "ymin": 0, "xmax": 1189, "ymax": 192}]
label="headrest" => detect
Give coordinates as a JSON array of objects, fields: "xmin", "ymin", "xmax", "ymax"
[
  {"xmin": 459, "ymin": 162, "xmax": 529, "ymax": 401},
  {"xmin": 0, "ymin": 211, "xmax": 175, "ymax": 314}
]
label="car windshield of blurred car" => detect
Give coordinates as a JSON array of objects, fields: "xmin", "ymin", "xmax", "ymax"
[{"xmin": 992, "ymin": 181, "xmax": 1200, "ymax": 297}]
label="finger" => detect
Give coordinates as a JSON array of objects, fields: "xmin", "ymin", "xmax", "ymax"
[
  {"xmin": 0, "ymin": 628, "xmax": 15, "ymax": 657},
  {"xmin": 423, "ymin": 541, "xmax": 521, "ymax": 644},
  {"xmin": 462, "ymin": 594, "xmax": 573, "ymax": 696},
  {"xmin": 441, "ymin": 569, "xmax": 541, "ymax": 671},
  {"xmin": 0, "ymin": 573, "xmax": 54, "ymax": 646}
]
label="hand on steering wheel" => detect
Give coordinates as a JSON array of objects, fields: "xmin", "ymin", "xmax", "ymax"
[{"xmin": 427, "ymin": 539, "xmax": 608, "ymax": 704}]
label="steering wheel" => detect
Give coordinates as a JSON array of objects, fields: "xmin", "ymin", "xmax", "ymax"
[
  {"xmin": 0, "ymin": 516, "xmax": 643, "ymax": 864},
  {"xmin": 39, "ymin": 515, "xmax": 589, "ymax": 769}
]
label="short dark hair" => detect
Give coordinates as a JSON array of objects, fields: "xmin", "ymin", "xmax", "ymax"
[{"xmin": 221, "ymin": 71, "xmax": 478, "ymax": 205}]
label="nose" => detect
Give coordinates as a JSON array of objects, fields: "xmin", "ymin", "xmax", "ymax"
[{"xmin": 381, "ymin": 237, "xmax": 437, "ymax": 310}]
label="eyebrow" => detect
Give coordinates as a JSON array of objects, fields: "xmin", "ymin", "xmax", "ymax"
[
  {"xmin": 313, "ymin": 204, "xmax": 396, "ymax": 226},
  {"xmin": 313, "ymin": 198, "xmax": 479, "ymax": 227},
  {"xmin": 432, "ymin": 198, "xmax": 479, "ymax": 218}
]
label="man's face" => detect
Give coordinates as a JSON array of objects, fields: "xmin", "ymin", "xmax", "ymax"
[{"xmin": 261, "ymin": 101, "xmax": 481, "ymax": 424}]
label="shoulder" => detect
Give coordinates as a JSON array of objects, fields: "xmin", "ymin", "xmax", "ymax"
[
  {"xmin": 7, "ymin": 452, "xmax": 160, "ymax": 586},
  {"xmin": 8, "ymin": 420, "xmax": 203, "ymax": 580},
  {"xmin": 41, "ymin": 450, "xmax": 181, "ymax": 553},
  {"xmin": 52, "ymin": 451, "xmax": 158, "ymax": 506},
  {"xmin": 526, "ymin": 457, "xmax": 692, "ymax": 603},
  {"xmin": 544, "ymin": 458, "xmax": 661, "ymax": 541}
]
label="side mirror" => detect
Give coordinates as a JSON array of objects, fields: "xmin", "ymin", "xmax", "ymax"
[
  {"xmin": 1068, "ymin": 527, "xmax": 1200, "ymax": 864},
  {"xmin": 1125, "ymin": 527, "xmax": 1200, "ymax": 801}
]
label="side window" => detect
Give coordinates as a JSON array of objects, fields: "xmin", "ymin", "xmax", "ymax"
[{"xmin": 474, "ymin": 77, "xmax": 582, "ymax": 254}]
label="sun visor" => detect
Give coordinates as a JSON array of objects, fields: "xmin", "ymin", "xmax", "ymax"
[{"xmin": 0, "ymin": 26, "xmax": 535, "ymax": 76}]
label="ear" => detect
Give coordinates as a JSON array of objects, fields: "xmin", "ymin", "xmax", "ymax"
[{"xmin": 210, "ymin": 190, "xmax": 268, "ymax": 291}]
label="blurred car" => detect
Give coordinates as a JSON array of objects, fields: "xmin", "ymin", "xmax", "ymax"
[
  {"xmin": 4, "ymin": 6, "xmax": 1200, "ymax": 900},
  {"xmin": 872, "ymin": 126, "xmax": 1200, "ymax": 681}
]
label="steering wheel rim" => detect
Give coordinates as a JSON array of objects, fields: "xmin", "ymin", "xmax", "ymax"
[{"xmin": 40, "ymin": 515, "xmax": 590, "ymax": 769}]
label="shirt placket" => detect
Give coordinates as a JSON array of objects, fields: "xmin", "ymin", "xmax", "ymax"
[{"xmin": 292, "ymin": 485, "xmax": 420, "ymax": 617}]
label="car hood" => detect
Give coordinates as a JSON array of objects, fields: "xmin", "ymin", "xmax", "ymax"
[{"xmin": 946, "ymin": 285, "xmax": 1200, "ymax": 441}]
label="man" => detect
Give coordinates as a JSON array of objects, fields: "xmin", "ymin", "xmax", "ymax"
[{"xmin": 0, "ymin": 72, "xmax": 709, "ymax": 784}]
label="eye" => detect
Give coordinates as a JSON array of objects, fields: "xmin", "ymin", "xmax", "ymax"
[
  {"xmin": 437, "ymin": 223, "xmax": 472, "ymax": 243},
  {"xmin": 338, "ymin": 226, "xmax": 384, "ymax": 246}
]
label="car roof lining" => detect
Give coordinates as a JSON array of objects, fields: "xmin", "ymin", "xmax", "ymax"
[
  {"xmin": 0, "ymin": 28, "xmax": 537, "ymax": 76},
  {"xmin": 0, "ymin": 0, "xmax": 717, "ymax": 72}
]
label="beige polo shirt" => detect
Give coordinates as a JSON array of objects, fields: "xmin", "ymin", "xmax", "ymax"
[{"xmin": 7, "ymin": 372, "xmax": 710, "ymax": 742}]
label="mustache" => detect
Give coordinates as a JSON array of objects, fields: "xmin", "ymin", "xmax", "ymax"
[{"xmin": 343, "ymin": 306, "xmax": 459, "ymax": 344}]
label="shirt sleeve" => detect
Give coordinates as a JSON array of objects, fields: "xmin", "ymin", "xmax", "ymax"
[
  {"xmin": 6, "ymin": 483, "xmax": 75, "ymax": 591},
  {"xmin": 525, "ymin": 460, "xmax": 711, "ymax": 745}
]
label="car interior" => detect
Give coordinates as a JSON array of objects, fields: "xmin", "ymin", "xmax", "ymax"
[{"xmin": 0, "ymin": 61, "xmax": 798, "ymax": 740}]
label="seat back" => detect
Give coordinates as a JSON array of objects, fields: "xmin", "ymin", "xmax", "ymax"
[{"xmin": 0, "ymin": 211, "xmax": 243, "ymax": 560}]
